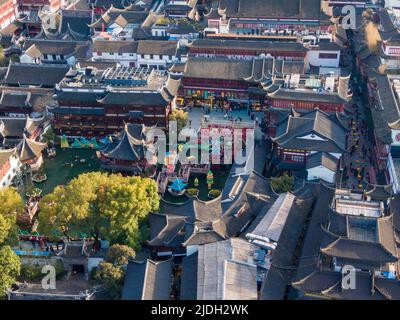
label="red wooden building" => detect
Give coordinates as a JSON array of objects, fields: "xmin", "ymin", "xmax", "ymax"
[{"xmin": 51, "ymin": 67, "xmax": 181, "ymax": 137}]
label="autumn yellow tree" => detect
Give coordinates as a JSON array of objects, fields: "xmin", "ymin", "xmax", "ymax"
[
  {"xmin": 365, "ymin": 22, "xmax": 381, "ymax": 54},
  {"xmin": 38, "ymin": 172, "xmax": 159, "ymax": 249},
  {"xmin": 0, "ymin": 188, "xmax": 23, "ymax": 245},
  {"xmin": 169, "ymin": 109, "xmax": 189, "ymax": 132}
]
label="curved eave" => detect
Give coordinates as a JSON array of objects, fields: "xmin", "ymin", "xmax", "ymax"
[{"xmin": 388, "ymin": 118, "xmax": 400, "ymax": 130}]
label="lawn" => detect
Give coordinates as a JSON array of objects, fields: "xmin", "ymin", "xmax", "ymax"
[{"xmin": 34, "ymin": 147, "xmax": 102, "ymax": 195}]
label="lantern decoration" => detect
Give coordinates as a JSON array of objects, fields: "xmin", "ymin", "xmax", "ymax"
[
  {"xmin": 207, "ymin": 170, "xmax": 214, "ymax": 190},
  {"xmin": 194, "ymin": 177, "xmax": 199, "ymax": 187}
]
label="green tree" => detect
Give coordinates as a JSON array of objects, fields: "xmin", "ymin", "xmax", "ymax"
[
  {"xmin": 169, "ymin": 109, "xmax": 189, "ymax": 132},
  {"xmin": 20, "ymin": 264, "xmax": 42, "ymax": 281},
  {"xmin": 0, "ymin": 246, "xmax": 21, "ymax": 298},
  {"xmin": 91, "ymin": 261, "xmax": 125, "ymax": 299},
  {"xmin": 106, "ymin": 244, "xmax": 135, "ymax": 266},
  {"xmin": 38, "ymin": 172, "xmax": 159, "ymax": 249},
  {"xmin": 0, "ymin": 188, "xmax": 23, "ymax": 245},
  {"xmin": 271, "ymin": 173, "xmax": 294, "ymax": 194}
]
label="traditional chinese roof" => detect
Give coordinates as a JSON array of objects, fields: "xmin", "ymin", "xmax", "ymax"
[
  {"xmin": 147, "ymin": 213, "xmax": 189, "ymax": 247},
  {"xmin": 320, "ymin": 213, "xmax": 398, "ymax": 267},
  {"xmin": 102, "ymin": 123, "xmax": 148, "ymax": 161},
  {"xmin": 97, "ymin": 91, "xmax": 169, "ymax": 106},
  {"xmin": 197, "ymin": 238, "xmax": 258, "ymax": 300},
  {"xmin": 92, "ymin": 40, "xmax": 138, "ymax": 53},
  {"xmin": 260, "ymin": 195, "xmax": 315, "ymax": 300},
  {"xmin": 292, "ymin": 184, "xmax": 400, "ymax": 299},
  {"xmin": 293, "ymin": 270, "xmax": 400, "ymax": 300},
  {"xmin": 180, "ymin": 252, "xmax": 198, "ymax": 300},
  {"xmin": 154, "ymin": 171, "xmax": 277, "ymax": 248},
  {"xmin": 136, "ymin": 40, "xmax": 178, "ymax": 56},
  {"xmin": 122, "ymin": 259, "xmax": 172, "ymax": 300},
  {"xmin": 89, "ymin": 6, "xmax": 148, "ymax": 28},
  {"xmin": 369, "ymin": 74, "xmax": 400, "ymax": 144},
  {"xmin": 0, "ymin": 90, "xmax": 32, "ymax": 109},
  {"xmin": 364, "ymin": 183, "xmax": 393, "ymax": 201},
  {"xmin": 4, "ymin": 63, "xmax": 69, "ymax": 87},
  {"xmin": 272, "ymin": 109, "xmax": 348, "ymax": 153},
  {"xmin": 217, "ymin": 0, "xmax": 328, "ymax": 20},
  {"xmin": 184, "ymin": 56, "xmax": 253, "ymax": 81},
  {"xmin": 59, "ymin": 10, "xmax": 92, "ymax": 39},
  {"xmin": 377, "ymin": 8, "xmax": 400, "ymax": 45},
  {"xmin": 0, "ymin": 115, "xmax": 48, "ymax": 140},
  {"xmin": 23, "ymin": 41, "xmax": 89, "ymax": 60},
  {"xmin": 267, "ymin": 88, "xmax": 346, "ymax": 104},
  {"xmin": 188, "ymin": 39, "xmax": 308, "ymax": 53},
  {"xmin": 15, "ymin": 135, "xmax": 46, "ymax": 162},
  {"xmin": 306, "ymin": 152, "xmax": 338, "ymax": 172}
]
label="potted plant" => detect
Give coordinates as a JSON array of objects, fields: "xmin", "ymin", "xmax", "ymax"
[
  {"xmin": 208, "ymin": 189, "xmax": 221, "ymax": 199},
  {"xmin": 186, "ymin": 188, "xmax": 199, "ymax": 197}
]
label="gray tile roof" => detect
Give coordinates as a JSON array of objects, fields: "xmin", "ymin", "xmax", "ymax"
[
  {"xmin": 260, "ymin": 196, "xmax": 315, "ymax": 300},
  {"xmin": 24, "ymin": 41, "xmax": 79, "ymax": 57},
  {"xmin": 4, "ymin": 63, "xmax": 69, "ymax": 87},
  {"xmin": 306, "ymin": 152, "xmax": 338, "ymax": 171},
  {"xmin": 147, "ymin": 213, "xmax": 188, "ymax": 247},
  {"xmin": 15, "ymin": 136, "xmax": 47, "ymax": 162},
  {"xmin": 97, "ymin": 91, "xmax": 169, "ymax": 106},
  {"xmin": 184, "ymin": 56, "xmax": 253, "ymax": 81},
  {"xmin": 137, "ymin": 40, "xmax": 178, "ymax": 56},
  {"xmin": 92, "ymin": 40, "xmax": 138, "ymax": 53},
  {"xmin": 59, "ymin": 10, "xmax": 92, "ymax": 38},
  {"xmin": 102, "ymin": 124, "xmax": 147, "ymax": 161},
  {"xmin": 180, "ymin": 252, "xmax": 198, "ymax": 300},
  {"xmin": 122, "ymin": 259, "xmax": 172, "ymax": 300},
  {"xmin": 370, "ymin": 74, "xmax": 400, "ymax": 144},
  {"xmin": 268, "ymin": 88, "xmax": 346, "ymax": 104},
  {"xmin": 218, "ymin": 0, "xmax": 326, "ymax": 19},
  {"xmin": 293, "ymin": 270, "xmax": 400, "ymax": 300},
  {"xmin": 189, "ymin": 39, "xmax": 308, "ymax": 53},
  {"xmin": 273, "ymin": 109, "xmax": 348, "ymax": 153}
]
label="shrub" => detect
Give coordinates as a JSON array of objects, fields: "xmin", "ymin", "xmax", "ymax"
[
  {"xmin": 208, "ymin": 189, "xmax": 221, "ymax": 198},
  {"xmin": 186, "ymin": 188, "xmax": 199, "ymax": 196},
  {"xmin": 20, "ymin": 264, "xmax": 42, "ymax": 281},
  {"xmin": 270, "ymin": 173, "xmax": 294, "ymax": 193}
]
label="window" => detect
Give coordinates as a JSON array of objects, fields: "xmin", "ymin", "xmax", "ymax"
[
  {"xmin": 109, "ymin": 52, "xmax": 114, "ymax": 55},
  {"xmin": 150, "ymin": 54, "xmax": 154, "ymax": 59},
  {"xmin": 118, "ymin": 53, "xmax": 122, "ymax": 56},
  {"xmin": 97, "ymin": 52, "xmax": 102, "ymax": 56}
]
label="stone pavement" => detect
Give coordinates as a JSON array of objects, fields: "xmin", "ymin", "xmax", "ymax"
[{"xmin": 340, "ymin": 93, "xmax": 376, "ymax": 190}]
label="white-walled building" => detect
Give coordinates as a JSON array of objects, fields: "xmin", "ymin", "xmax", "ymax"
[
  {"xmin": 306, "ymin": 152, "xmax": 338, "ymax": 183},
  {"xmin": 0, "ymin": 149, "xmax": 19, "ymax": 189},
  {"xmin": 20, "ymin": 41, "xmax": 89, "ymax": 67},
  {"xmin": 92, "ymin": 40, "xmax": 138, "ymax": 67},
  {"xmin": 136, "ymin": 40, "xmax": 187, "ymax": 69},
  {"xmin": 305, "ymin": 41, "xmax": 342, "ymax": 69}
]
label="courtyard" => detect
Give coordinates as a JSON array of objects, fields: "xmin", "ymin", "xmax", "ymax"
[{"xmin": 33, "ymin": 147, "xmax": 101, "ymax": 195}]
